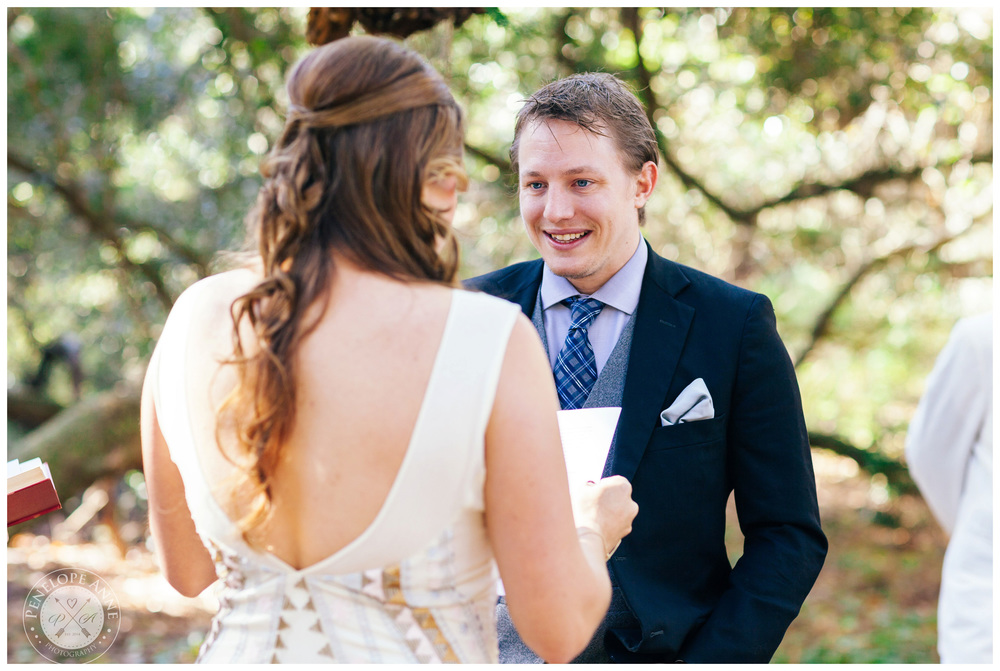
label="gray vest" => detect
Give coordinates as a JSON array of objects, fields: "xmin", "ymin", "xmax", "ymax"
[{"xmin": 496, "ymin": 294, "xmax": 638, "ymax": 663}]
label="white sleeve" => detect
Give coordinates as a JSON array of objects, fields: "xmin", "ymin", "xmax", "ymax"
[{"xmin": 904, "ymin": 315, "xmax": 992, "ymax": 534}]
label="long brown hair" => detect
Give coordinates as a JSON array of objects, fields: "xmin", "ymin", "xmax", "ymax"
[{"xmin": 218, "ymin": 36, "xmax": 466, "ymax": 541}]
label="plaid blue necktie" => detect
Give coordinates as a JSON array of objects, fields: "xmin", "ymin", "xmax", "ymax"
[{"xmin": 553, "ymin": 297, "xmax": 604, "ymax": 410}]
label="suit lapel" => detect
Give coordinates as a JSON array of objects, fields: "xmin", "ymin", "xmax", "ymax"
[
  {"xmin": 611, "ymin": 246, "xmax": 694, "ymax": 481},
  {"xmin": 490, "ymin": 260, "xmax": 544, "ymax": 318},
  {"xmin": 476, "ymin": 251, "xmax": 692, "ymax": 482},
  {"xmin": 530, "ymin": 293, "xmax": 548, "ymax": 359}
]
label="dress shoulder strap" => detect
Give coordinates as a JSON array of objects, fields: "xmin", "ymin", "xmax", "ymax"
[
  {"xmin": 325, "ymin": 289, "xmax": 520, "ymax": 571},
  {"xmin": 148, "ymin": 278, "xmax": 204, "ymax": 469},
  {"xmin": 147, "ymin": 276, "xmax": 245, "ymax": 549},
  {"xmin": 429, "ymin": 289, "xmax": 521, "ymax": 511}
]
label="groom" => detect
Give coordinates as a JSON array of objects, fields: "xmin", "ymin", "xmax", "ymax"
[{"xmin": 467, "ymin": 73, "xmax": 827, "ymax": 663}]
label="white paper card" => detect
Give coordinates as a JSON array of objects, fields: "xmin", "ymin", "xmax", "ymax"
[{"xmin": 558, "ymin": 407, "xmax": 622, "ymax": 487}]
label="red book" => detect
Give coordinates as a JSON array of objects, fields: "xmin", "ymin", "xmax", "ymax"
[{"xmin": 7, "ymin": 459, "xmax": 62, "ymax": 527}]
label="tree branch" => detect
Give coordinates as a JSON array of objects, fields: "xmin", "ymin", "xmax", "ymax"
[
  {"xmin": 795, "ymin": 260, "xmax": 874, "ymax": 369},
  {"xmin": 10, "ymin": 34, "xmax": 211, "ymax": 276},
  {"xmin": 794, "ymin": 229, "xmax": 974, "ymax": 368},
  {"xmin": 8, "ymin": 151, "xmax": 209, "ymax": 273},
  {"xmin": 8, "ymin": 151, "xmax": 178, "ymax": 311},
  {"xmin": 130, "ymin": 219, "xmax": 210, "ymax": 275},
  {"xmin": 11, "ymin": 382, "xmax": 143, "ymax": 505},
  {"xmin": 464, "ymin": 142, "xmax": 511, "ymax": 174},
  {"xmin": 623, "ymin": 8, "xmax": 753, "ymax": 225},
  {"xmin": 809, "ymin": 431, "xmax": 916, "ymax": 495},
  {"xmin": 621, "ymin": 11, "xmax": 994, "ymax": 226},
  {"xmin": 757, "ymin": 150, "xmax": 993, "ymax": 213}
]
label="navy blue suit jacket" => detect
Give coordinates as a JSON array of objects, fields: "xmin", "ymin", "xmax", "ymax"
[{"xmin": 466, "ymin": 243, "xmax": 827, "ymax": 662}]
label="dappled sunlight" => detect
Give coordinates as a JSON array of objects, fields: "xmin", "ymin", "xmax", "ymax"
[
  {"xmin": 7, "ymin": 532, "xmax": 216, "ymax": 663},
  {"xmin": 7, "ymin": 7, "xmax": 990, "ymax": 664}
]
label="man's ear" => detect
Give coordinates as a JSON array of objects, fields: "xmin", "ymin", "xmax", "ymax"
[{"xmin": 634, "ymin": 161, "xmax": 658, "ymax": 208}]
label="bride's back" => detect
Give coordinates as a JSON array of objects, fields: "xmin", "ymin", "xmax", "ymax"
[{"xmin": 183, "ymin": 263, "xmax": 455, "ymax": 570}]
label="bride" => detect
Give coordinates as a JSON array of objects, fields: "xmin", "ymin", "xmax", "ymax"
[{"xmin": 140, "ymin": 35, "xmax": 636, "ymax": 663}]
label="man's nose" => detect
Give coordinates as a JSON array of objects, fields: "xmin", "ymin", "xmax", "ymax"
[{"xmin": 543, "ymin": 187, "xmax": 574, "ymax": 222}]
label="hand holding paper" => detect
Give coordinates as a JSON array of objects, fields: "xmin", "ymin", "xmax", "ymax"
[
  {"xmin": 557, "ymin": 407, "xmax": 634, "ymax": 560},
  {"xmin": 498, "ymin": 407, "xmax": 630, "ymax": 595},
  {"xmin": 571, "ymin": 476, "xmax": 636, "ymax": 560}
]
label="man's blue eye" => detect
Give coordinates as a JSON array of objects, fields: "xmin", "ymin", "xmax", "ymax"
[{"xmin": 575, "ymin": 179, "xmax": 591, "ymax": 187}]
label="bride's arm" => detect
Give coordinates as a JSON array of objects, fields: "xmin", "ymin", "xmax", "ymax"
[
  {"xmin": 140, "ymin": 369, "xmax": 217, "ymax": 597},
  {"xmin": 484, "ymin": 315, "xmax": 636, "ymax": 664}
]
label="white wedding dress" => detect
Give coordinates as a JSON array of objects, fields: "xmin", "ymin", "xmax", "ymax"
[{"xmin": 148, "ymin": 282, "xmax": 519, "ymax": 663}]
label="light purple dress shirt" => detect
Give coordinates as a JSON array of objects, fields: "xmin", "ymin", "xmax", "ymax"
[{"xmin": 540, "ymin": 238, "xmax": 648, "ymax": 374}]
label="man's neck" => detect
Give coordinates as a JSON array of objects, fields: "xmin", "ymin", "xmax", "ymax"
[{"xmin": 541, "ymin": 239, "xmax": 647, "ymax": 314}]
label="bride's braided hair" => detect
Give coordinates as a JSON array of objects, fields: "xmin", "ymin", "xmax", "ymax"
[{"xmin": 218, "ymin": 36, "xmax": 466, "ymax": 542}]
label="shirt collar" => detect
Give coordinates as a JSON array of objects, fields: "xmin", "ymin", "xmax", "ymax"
[{"xmin": 540, "ymin": 237, "xmax": 648, "ymax": 315}]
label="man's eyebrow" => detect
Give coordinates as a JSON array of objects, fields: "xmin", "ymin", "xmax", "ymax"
[{"xmin": 521, "ymin": 167, "xmax": 602, "ymax": 178}]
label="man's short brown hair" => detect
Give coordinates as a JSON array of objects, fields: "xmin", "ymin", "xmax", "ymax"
[{"xmin": 510, "ymin": 72, "xmax": 659, "ymax": 222}]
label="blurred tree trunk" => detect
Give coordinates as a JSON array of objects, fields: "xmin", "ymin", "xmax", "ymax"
[
  {"xmin": 7, "ymin": 391, "xmax": 64, "ymax": 428},
  {"xmin": 9, "ymin": 384, "xmax": 142, "ymax": 503}
]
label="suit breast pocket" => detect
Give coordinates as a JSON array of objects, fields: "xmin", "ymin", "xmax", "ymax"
[{"xmin": 647, "ymin": 414, "xmax": 727, "ymax": 452}]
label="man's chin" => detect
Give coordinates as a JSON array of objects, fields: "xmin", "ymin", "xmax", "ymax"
[
  {"xmin": 545, "ymin": 263, "xmax": 589, "ymax": 281},
  {"xmin": 548, "ymin": 266, "xmax": 604, "ymax": 294}
]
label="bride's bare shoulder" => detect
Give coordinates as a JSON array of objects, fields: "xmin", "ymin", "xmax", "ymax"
[
  {"xmin": 172, "ymin": 268, "xmax": 263, "ymax": 321},
  {"xmin": 201, "ymin": 267, "xmax": 263, "ymax": 294}
]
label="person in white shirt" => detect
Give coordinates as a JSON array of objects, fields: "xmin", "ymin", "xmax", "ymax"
[{"xmin": 905, "ymin": 312, "xmax": 993, "ymax": 663}]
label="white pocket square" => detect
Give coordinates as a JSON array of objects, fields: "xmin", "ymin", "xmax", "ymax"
[{"xmin": 660, "ymin": 378, "xmax": 714, "ymax": 426}]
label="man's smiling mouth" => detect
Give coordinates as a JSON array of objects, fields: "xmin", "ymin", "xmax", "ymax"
[{"xmin": 547, "ymin": 231, "xmax": 589, "ymax": 243}]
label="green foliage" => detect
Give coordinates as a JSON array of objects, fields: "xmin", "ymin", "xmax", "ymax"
[
  {"xmin": 6, "ymin": 7, "xmax": 991, "ymax": 662},
  {"xmin": 7, "ymin": 7, "xmax": 993, "ymax": 486},
  {"xmin": 769, "ymin": 477, "xmax": 946, "ymax": 662},
  {"xmin": 8, "ymin": 8, "xmax": 309, "ymax": 396},
  {"xmin": 791, "ymin": 608, "xmax": 935, "ymax": 664}
]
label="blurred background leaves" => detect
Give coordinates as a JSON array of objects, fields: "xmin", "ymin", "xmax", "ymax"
[
  {"xmin": 8, "ymin": 5, "xmax": 991, "ymax": 490},
  {"xmin": 6, "ymin": 7, "xmax": 993, "ymax": 663}
]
